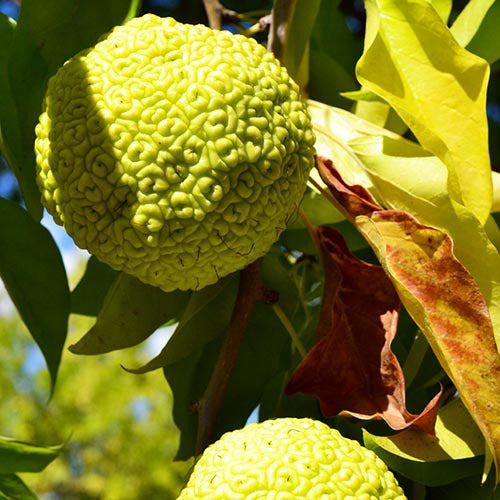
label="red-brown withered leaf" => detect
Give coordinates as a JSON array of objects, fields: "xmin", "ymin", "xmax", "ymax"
[
  {"xmin": 286, "ymin": 226, "xmax": 440, "ymax": 433},
  {"xmin": 316, "ymin": 156, "xmax": 381, "ymax": 218}
]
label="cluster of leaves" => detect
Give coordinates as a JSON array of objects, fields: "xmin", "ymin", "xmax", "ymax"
[{"xmin": 1, "ymin": 0, "xmax": 500, "ymax": 498}]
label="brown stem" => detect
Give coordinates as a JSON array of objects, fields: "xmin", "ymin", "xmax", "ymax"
[
  {"xmin": 203, "ymin": 0, "xmax": 239, "ymax": 30},
  {"xmin": 267, "ymin": 0, "xmax": 298, "ymax": 62},
  {"xmin": 203, "ymin": 0, "xmax": 224, "ymax": 29},
  {"xmin": 195, "ymin": 259, "xmax": 263, "ymax": 454}
]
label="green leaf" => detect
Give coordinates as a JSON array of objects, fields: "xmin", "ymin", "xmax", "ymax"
[
  {"xmin": 0, "ymin": 474, "xmax": 38, "ymax": 500},
  {"xmin": 165, "ymin": 339, "xmax": 220, "ymax": 460},
  {"xmin": 0, "ymin": 14, "xmax": 37, "ymax": 217},
  {"xmin": 126, "ymin": 274, "xmax": 238, "ymax": 373},
  {"xmin": 69, "ymin": 273, "xmax": 190, "ymax": 355},
  {"xmin": 494, "ymin": 171, "xmax": 500, "ymax": 213},
  {"xmin": 0, "ymin": 198, "xmax": 69, "ymax": 392},
  {"xmin": 309, "ymin": 0, "xmax": 361, "ymax": 107},
  {"xmin": 364, "ymin": 434, "xmax": 483, "ymax": 487},
  {"xmin": 0, "ymin": 13, "xmax": 15, "ymax": 153},
  {"xmin": 292, "ymin": 187, "xmax": 344, "ymax": 228},
  {"xmin": 283, "ymin": 0, "xmax": 321, "ymax": 85},
  {"xmin": 450, "ymin": 0, "xmax": 496, "ymax": 48},
  {"xmin": 466, "ymin": 1, "xmax": 500, "ymax": 64},
  {"xmin": 70, "ymin": 256, "xmax": 119, "ymax": 316},
  {"xmin": 357, "ymin": 0, "xmax": 492, "ymax": 223},
  {"xmin": 3, "ymin": 0, "xmax": 141, "ymax": 218},
  {"xmin": 0, "ymin": 436, "xmax": 59, "ymax": 473}
]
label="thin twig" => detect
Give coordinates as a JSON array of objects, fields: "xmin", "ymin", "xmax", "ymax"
[
  {"xmin": 203, "ymin": 0, "xmax": 224, "ymax": 29},
  {"xmin": 196, "ymin": 260, "xmax": 263, "ymax": 454},
  {"xmin": 203, "ymin": 0, "xmax": 239, "ymax": 30}
]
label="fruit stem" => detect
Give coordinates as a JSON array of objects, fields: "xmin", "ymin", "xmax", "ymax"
[
  {"xmin": 267, "ymin": 0, "xmax": 298, "ymax": 63},
  {"xmin": 195, "ymin": 260, "xmax": 263, "ymax": 454}
]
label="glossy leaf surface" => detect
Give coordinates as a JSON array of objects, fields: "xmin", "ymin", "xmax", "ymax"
[{"xmin": 357, "ymin": 0, "xmax": 491, "ymax": 223}]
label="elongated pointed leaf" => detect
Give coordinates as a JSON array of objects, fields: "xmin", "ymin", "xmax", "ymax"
[
  {"xmin": 69, "ymin": 273, "xmax": 190, "ymax": 355},
  {"xmin": 0, "ymin": 197, "xmax": 69, "ymax": 392},
  {"xmin": 357, "ymin": 0, "xmax": 491, "ymax": 223},
  {"xmin": 0, "ymin": 474, "xmax": 38, "ymax": 500},
  {"xmin": 274, "ymin": 0, "xmax": 320, "ymax": 88},
  {"xmin": 316, "ymin": 159, "xmax": 500, "ymax": 483},
  {"xmin": 0, "ymin": 436, "xmax": 59, "ymax": 473},
  {"xmin": 364, "ymin": 436, "xmax": 483, "ymax": 487}
]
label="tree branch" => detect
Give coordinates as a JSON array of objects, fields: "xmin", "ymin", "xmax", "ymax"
[{"xmin": 195, "ymin": 259, "xmax": 263, "ymax": 453}]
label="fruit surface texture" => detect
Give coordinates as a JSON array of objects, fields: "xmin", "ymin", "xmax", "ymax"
[
  {"xmin": 35, "ymin": 14, "xmax": 315, "ymax": 291},
  {"xmin": 177, "ymin": 417, "xmax": 407, "ymax": 499}
]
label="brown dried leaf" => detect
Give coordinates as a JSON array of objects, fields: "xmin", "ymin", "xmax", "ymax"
[{"xmin": 286, "ymin": 226, "xmax": 440, "ymax": 433}]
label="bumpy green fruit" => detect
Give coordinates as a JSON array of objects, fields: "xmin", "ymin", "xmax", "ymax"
[
  {"xmin": 177, "ymin": 418, "xmax": 407, "ymax": 499},
  {"xmin": 35, "ymin": 14, "xmax": 315, "ymax": 291}
]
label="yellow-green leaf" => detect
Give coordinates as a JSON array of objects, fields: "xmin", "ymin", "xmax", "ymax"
[
  {"xmin": 429, "ymin": 0, "xmax": 452, "ymax": 23},
  {"xmin": 355, "ymin": 211, "xmax": 500, "ymax": 483},
  {"xmin": 347, "ymin": 134, "xmax": 500, "ymax": 353},
  {"xmin": 357, "ymin": 0, "xmax": 492, "ymax": 223}
]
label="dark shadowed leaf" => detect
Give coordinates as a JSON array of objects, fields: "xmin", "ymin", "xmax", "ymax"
[
  {"xmin": 283, "ymin": 0, "xmax": 320, "ymax": 85},
  {"xmin": 286, "ymin": 225, "xmax": 440, "ymax": 433},
  {"xmin": 0, "ymin": 474, "xmax": 38, "ymax": 500},
  {"xmin": 165, "ymin": 339, "xmax": 220, "ymax": 460},
  {"xmin": 125, "ymin": 274, "xmax": 238, "ymax": 373},
  {"xmin": 308, "ymin": 0, "xmax": 361, "ymax": 107},
  {"xmin": 0, "ymin": 197, "xmax": 69, "ymax": 393},
  {"xmin": 69, "ymin": 273, "xmax": 190, "ymax": 355},
  {"xmin": 70, "ymin": 256, "xmax": 119, "ymax": 316}
]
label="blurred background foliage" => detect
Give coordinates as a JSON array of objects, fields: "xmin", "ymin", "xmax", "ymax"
[
  {"xmin": 0, "ymin": 0, "xmax": 500, "ymax": 498},
  {"xmin": 0, "ymin": 282, "xmax": 190, "ymax": 499}
]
